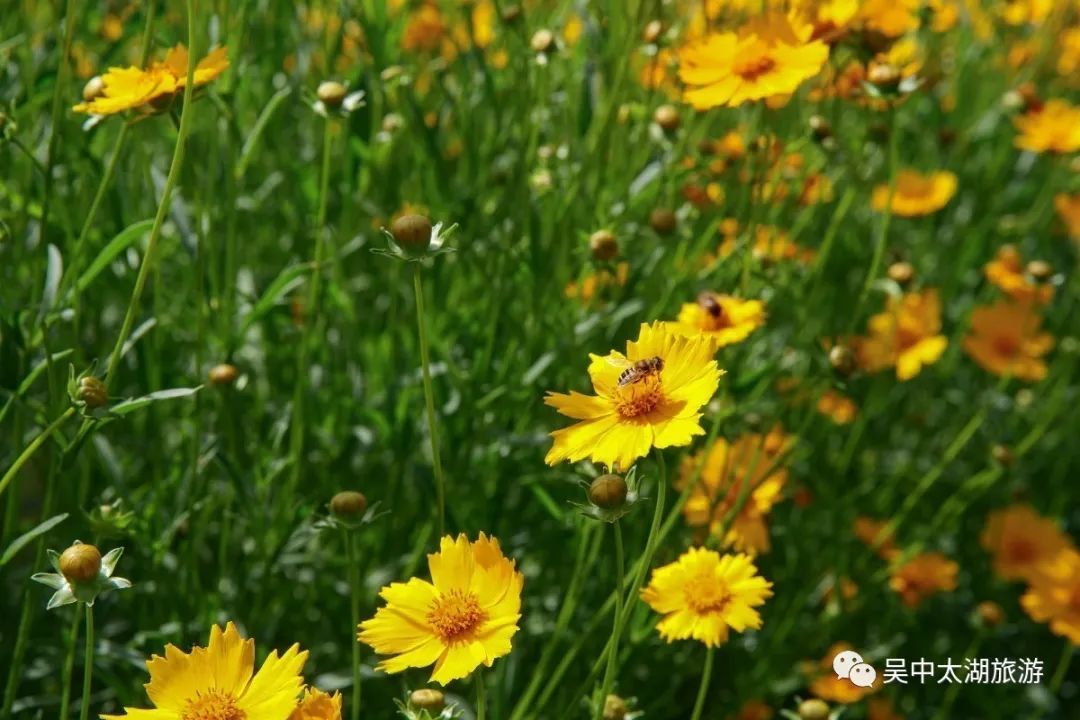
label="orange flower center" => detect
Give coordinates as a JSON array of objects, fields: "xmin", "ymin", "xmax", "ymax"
[
  {"xmin": 428, "ymin": 589, "xmax": 486, "ymax": 643},
  {"xmin": 614, "ymin": 376, "xmax": 664, "ymax": 418},
  {"xmin": 1007, "ymin": 539, "xmax": 1035, "ymax": 563},
  {"xmin": 684, "ymin": 573, "xmax": 733, "ymax": 614},
  {"xmin": 182, "ymin": 691, "xmax": 245, "ymax": 720},
  {"xmin": 735, "ymin": 54, "xmax": 777, "ymax": 82},
  {"xmin": 993, "ymin": 335, "xmax": 1019, "ymax": 357}
]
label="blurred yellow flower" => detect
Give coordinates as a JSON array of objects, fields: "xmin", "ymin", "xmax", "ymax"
[
  {"xmin": 854, "ymin": 516, "xmax": 899, "ymax": 560},
  {"xmin": 1014, "ymin": 100, "xmax": 1080, "ymax": 154},
  {"xmin": 1001, "ymin": 0, "xmax": 1053, "ymax": 25},
  {"xmin": 680, "ymin": 428, "xmax": 793, "ymax": 554},
  {"xmin": 859, "ymin": 0, "xmax": 921, "ymax": 37},
  {"xmin": 962, "ymin": 300, "xmax": 1055, "ymax": 381},
  {"xmin": 641, "ymin": 548, "xmax": 773, "ymax": 647},
  {"xmin": 358, "ymin": 534, "xmax": 523, "ymax": 685},
  {"xmin": 731, "ymin": 698, "xmax": 775, "ymax": 720},
  {"xmin": 984, "ymin": 245, "xmax": 1054, "ymax": 305},
  {"xmin": 565, "ymin": 263, "xmax": 630, "ymax": 306},
  {"xmin": 717, "ymin": 225, "xmax": 815, "ymax": 264},
  {"xmin": 289, "ymin": 688, "xmax": 342, "ymax": 720},
  {"xmin": 867, "ymin": 697, "xmax": 905, "ymax": 720},
  {"xmin": 854, "ymin": 289, "xmax": 948, "ymax": 381},
  {"xmin": 544, "ymin": 322, "xmax": 722, "ymax": 471},
  {"xmin": 981, "ymin": 505, "xmax": 1073, "ymax": 583},
  {"xmin": 1055, "ymin": 192, "xmax": 1080, "ymax": 239},
  {"xmin": 678, "ymin": 15, "xmax": 829, "ymax": 109},
  {"xmin": 816, "ymin": 390, "xmax": 857, "ymax": 424},
  {"xmin": 669, "ymin": 292, "xmax": 766, "ymax": 348},
  {"xmin": 872, "ymin": 170, "xmax": 957, "ymax": 217},
  {"xmin": 1021, "ymin": 549, "xmax": 1080, "ymax": 644},
  {"xmin": 101, "ymin": 622, "xmax": 307, "ymax": 720},
  {"xmin": 402, "ymin": 3, "xmax": 447, "ymax": 52},
  {"xmin": 889, "ymin": 551, "xmax": 959, "ymax": 607}
]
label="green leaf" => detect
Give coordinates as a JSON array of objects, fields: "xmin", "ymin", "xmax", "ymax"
[
  {"xmin": 236, "ymin": 86, "xmax": 293, "ymax": 180},
  {"xmin": 0, "ymin": 513, "xmax": 69, "ymax": 567},
  {"xmin": 237, "ymin": 263, "xmax": 312, "ymax": 337},
  {"xmin": 76, "ymin": 219, "xmax": 154, "ymax": 293},
  {"xmin": 111, "ymin": 386, "xmax": 203, "ymax": 416},
  {"xmin": 38, "ymin": 244, "xmax": 63, "ymax": 320}
]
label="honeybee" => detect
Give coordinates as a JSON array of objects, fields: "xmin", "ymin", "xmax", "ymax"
[
  {"xmin": 697, "ymin": 291, "xmax": 723, "ymax": 318},
  {"xmin": 608, "ymin": 355, "xmax": 665, "ymax": 387}
]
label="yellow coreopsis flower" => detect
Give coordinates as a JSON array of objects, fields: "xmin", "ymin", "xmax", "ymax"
[
  {"xmin": 984, "ymin": 245, "xmax": 1054, "ymax": 305},
  {"xmin": 358, "ymin": 534, "xmax": 523, "ymax": 685},
  {"xmin": 1014, "ymin": 100, "xmax": 1080, "ymax": 154},
  {"xmin": 1054, "ymin": 193, "xmax": 1080, "ymax": 239},
  {"xmin": 1021, "ymin": 549, "xmax": 1080, "ymax": 644},
  {"xmin": 544, "ymin": 322, "xmax": 722, "ymax": 471},
  {"xmin": 74, "ymin": 44, "xmax": 229, "ymax": 115},
  {"xmin": 640, "ymin": 548, "xmax": 773, "ymax": 647},
  {"xmin": 962, "ymin": 300, "xmax": 1055, "ymax": 381},
  {"xmin": 872, "ymin": 170, "xmax": 957, "ymax": 217},
  {"xmin": 816, "ymin": 390, "xmax": 857, "ymax": 424},
  {"xmin": 854, "ymin": 289, "xmax": 948, "ymax": 381},
  {"xmin": 981, "ymin": 505, "xmax": 1073, "ymax": 583},
  {"xmin": 678, "ymin": 14, "xmax": 829, "ymax": 109},
  {"xmin": 1001, "ymin": 0, "xmax": 1053, "ymax": 25},
  {"xmin": 858, "ymin": 0, "xmax": 921, "ymax": 36},
  {"xmin": 101, "ymin": 622, "xmax": 307, "ymax": 720},
  {"xmin": 669, "ymin": 292, "xmax": 766, "ymax": 348},
  {"xmin": 888, "ymin": 551, "xmax": 959, "ymax": 607},
  {"xmin": 289, "ymin": 689, "xmax": 343, "ymax": 720}
]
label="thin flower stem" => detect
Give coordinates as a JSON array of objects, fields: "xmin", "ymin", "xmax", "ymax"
[
  {"xmin": 102, "ymin": 0, "xmax": 198, "ymax": 388},
  {"xmin": 345, "ymin": 529, "xmax": 363, "ymax": 720},
  {"xmin": 593, "ymin": 521, "xmax": 625, "ymax": 720},
  {"xmin": 0, "ymin": 407, "xmax": 75, "ymax": 501},
  {"xmin": 287, "ymin": 118, "xmax": 334, "ymax": 493},
  {"xmin": 59, "ymin": 609, "xmax": 81, "ymax": 720},
  {"xmin": 689, "ymin": 645, "xmax": 715, "ymax": 720},
  {"xmin": 413, "ymin": 264, "xmax": 447, "ymax": 538},
  {"xmin": 79, "ymin": 605, "xmax": 94, "ymax": 720},
  {"xmin": 1050, "ymin": 639, "xmax": 1074, "ymax": 692},
  {"xmin": 476, "ymin": 671, "xmax": 487, "ymax": 720}
]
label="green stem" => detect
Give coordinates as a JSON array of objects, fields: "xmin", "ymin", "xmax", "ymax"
[
  {"xmin": 0, "ymin": 407, "xmax": 75, "ymax": 501},
  {"xmin": 593, "ymin": 521, "xmax": 625, "ymax": 720},
  {"xmin": 79, "ymin": 605, "xmax": 94, "ymax": 720},
  {"xmin": 1050, "ymin": 640, "xmax": 1074, "ymax": 692},
  {"xmin": 287, "ymin": 118, "xmax": 334, "ymax": 492},
  {"xmin": 413, "ymin": 264, "xmax": 446, "ymax": 538},
  {"xmin": 689, "ymin": 645, "xmax": 715, "ymax": 720},
  {"xmin": 476, "ymin": 671, "xmax": 487, "ymax": 720},
  {"xmin": 59, "ymin": 609, "xmax": 81, "ymax": 719},
  {"xmin": 102, "ymin": 0, "xmax": 199, "ymax": 387},
  {"xmin": 345, "ymin": 530, "xmax": 362, "ymax": 720}
]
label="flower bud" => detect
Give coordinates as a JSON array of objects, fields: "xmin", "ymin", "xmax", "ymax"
[
  {"xmin": 391, "ymin": 214, "xmax": 433, "ymax": 253},
  {"xmin": 653, "ymin": 104, "xmax": 680, "ymax": 132},
  {"xmin": 382, "ymin": 113, "xmax": 404, "ymax": 133},
  {"xmin": 589, "ymin": 230, "xmax": 618, "ymax": 261},
  {"xmin": 531, "ymin": 29, "xmax": 555, "ymax": 54},
  {"xmin": 603, "ymin": 694, "xmax": 629, "ymax": 720},
  {"xmin": 409, "ymin": 688, "xmax": 445, "ymax": 712},
  {"xmin": 809, "ymin": 115, "xmax": 831, "ymax": 141},
  {"xmin": 77, "ymin": 376, "xmax": 108, "ymax": 409},
  {"xmin": 649, "ymin": 208, "xmax": 677, "ymax": 235},
  {"xmin": 867, "ymin": 63, "xmax": 901, "ymax": 88},
  {"xmin": 991, "ymin": 444, "xmax": 1014, "ymax": 467},
  {"xmin": 501, "ymin": 5, "xmax": 522, "ymax": 24},
  {"xmin": 976, "ymin": 600, "xmax": 1005, "ymax": 627},
  {"xmin": 330, "ymin": 491, "xmax": 368, "ymax": 518},
  {"xmin": 1025, "ymin": 260, "xmax": 1052, "ymax": 281},
  {"xmin": 317, "ymin": 81, "xmax": 348, "ymax": 108},
  {"xmin": 642, "ymin": 20, "xmax": 664, "ymax": 44},
  {"xmin": 83, "ymin": 76, "xmax": 105, "ymax": 103},
  {"xmin": 887, "ymin": 261, "xmax": 914, "ymax": 286},
  {"xmin": 829, "ymin": 345, "xmax": 855, "ymax": 376},
  {"xmin": 798, "ymin": 699, "xmax": 830, "ymax": 720},
  {"xmin": 588, "ymin": 474, "xmax": 627, "ymax": 510},
  {"xmin": 208, "ymin": 363, "xmax": 239, "ymax": 387},
  {"xmin": 59, "ymin": 542, "xmax": 102, "ymax": 584}
]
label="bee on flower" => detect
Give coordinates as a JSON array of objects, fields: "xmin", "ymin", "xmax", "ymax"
[
  {"xmin": 667, "ymin": 292, "xmax": 766, "ymax": 349},
  {"xmin": 984, "ymin": 245, "xmax": 1055, "ymax": 305}
]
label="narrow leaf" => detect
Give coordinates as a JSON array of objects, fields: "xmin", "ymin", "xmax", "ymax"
[
  {"xmin": 76, "ymin": 219, "xmax": 154, "ymax": 293},
  {"xmin": 0, "ymin": 513, "xmax": 69, "ymax": 567}
]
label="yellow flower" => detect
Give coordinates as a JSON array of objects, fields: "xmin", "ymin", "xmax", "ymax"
[
  {"xmin": 816, "ymin": 390, "xmax": 857, "ymax": 424},
  {"xmin": 640, "ymin": 548, "xmax": 773, "ymax": 647},
  {"xmin": 867, "ymin": 697, "xmax": 905, "ymax": 720},
  {"xmin": 872, "ymin": 170, "xmax": 957, "ymax": 217},
  {"xmin": 402, "ymin": 3, "xmax": 447, "ymax": 53},
  {"xmin": 1001, "ymin": 0, "xmax": 1053, "ymax": 25},
  {"xmin": 1021, "ymin": 549, "xmax": 1080, "ymax": 644},
  {"xmin": 984, "ymin": 244, "xmax": 1054, "ymax": 305},
  {"xmin": 669, "ymin": 293, "xmax": 766, "ymax": 348},
  {"xmin": 1058, "ymin": 27, "xmax": 1080, "ymax": 77},
  {"xmin": 1055, "ymin": 192, "xmax": 1080, "ymax": 239},
  {"xmin": 544, "ymin": 322, "xmax": 723, "ymax": 471},
  {"xmin": 888, "ymin": 552, "xmax": 958, "ymax": 608},
  {"xmin": 854, "ymin": 289, "xmax": 948, "ymax": 380},
  {"xmin": 74, "ymin": 44, "xmax": 229, "ymax": 115},
  {"xmin": 678, "ymin": 15, "xmax": 829, "ymax": 109},
  {"xmin": 981, "ymin": 505, "xmax": 1073, "ymax": 583},
  {"xmin": 962, "ymin": 300, "xmax": 1055, "ymax": 381},
  {"xmin": 854, "ymin": 516, "xmax": 899, "ymax": 560},
  {"xmin": 564, "ymin": 263, "xmax": 630, "ymax": 306},
  {"xmin": 358, "ymin": 534, "xmax": 522, "ymax": 685},
  {"xmin": 858, "ymin": 0, "xmax": 921, "ymax": 36},
  {"xmin": 717, "ymin": 225, "xmax": 815, "ymax": 264},
  {"xmin": 680, "ymin": 428, "xmax": 792, "ymax": 554},
  {"xmin": 101, "ymin": 622, "xmax": 307, "ymax": 720},
  {"xmin": 1014, "ymin": 100, "xmax": 1080, "ymax": 154},
  {"xmin": 289, "ymin": 689, "xmax": 342, "ymax": 720}
]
